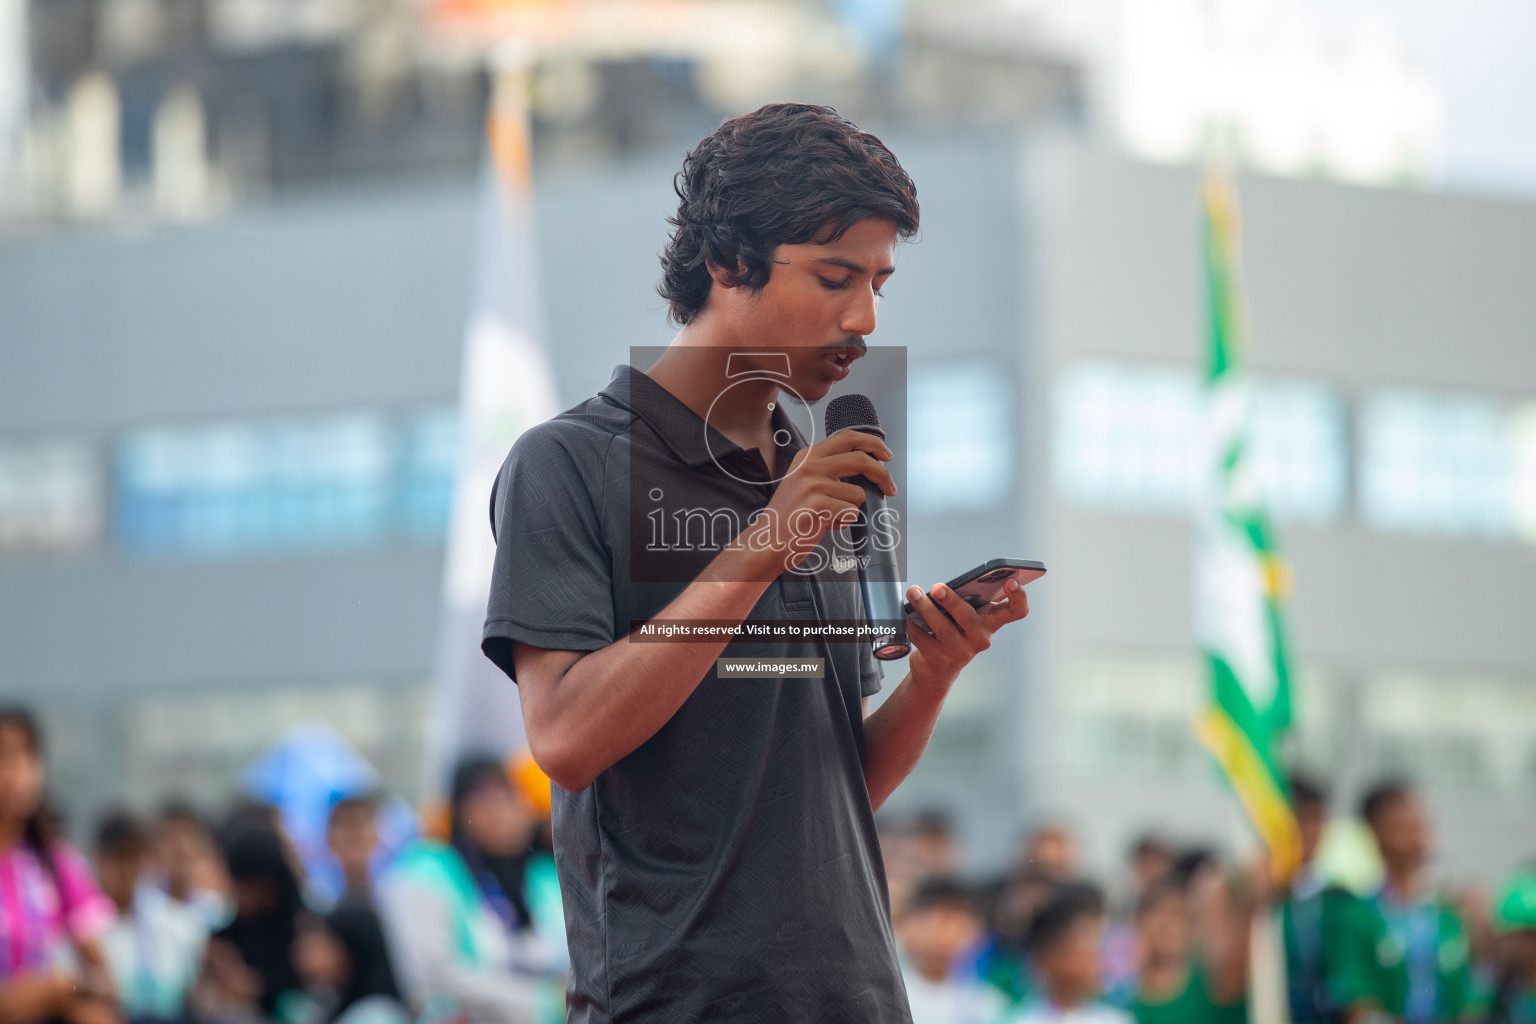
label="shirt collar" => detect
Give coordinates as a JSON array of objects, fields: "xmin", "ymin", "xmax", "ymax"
[
  {"xmin": 599, "ymin": 363, "xmax": 808, "ymax": 471},
  {"xmin": 1291, "ymin": 866, "xmax": 1325, "ymax": 900}
]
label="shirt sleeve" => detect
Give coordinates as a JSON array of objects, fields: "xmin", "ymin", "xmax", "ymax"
[
  {"xmin": 51, "ymin": 842, "xmax": 116, "ymax": 942},
  {"xmin": 481, "ymin": 422, "xmax": 617, "ymax": 683},
  {"xmin": 1328, "ymin": 895, "xmax": 1391, "ymax": 1013}
]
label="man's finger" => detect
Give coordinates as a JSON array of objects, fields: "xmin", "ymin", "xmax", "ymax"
[
  {"xmin": 927, "ymin": 583, "xmax": 989, "ymax": 646},
  {"xmin": 905, "ymin": 585, "xmax": 961, "ymax": 642},
  {"xmin": 978, "ymin": 579, "xmax": 1030, "ymax": 625},
  {"xmin": 815, "ymin": 452, "xmax": 897, "ymax": 496},
  {"xmin": 818, "ymin": 429, "xmax": 893, "ymax": 462}
]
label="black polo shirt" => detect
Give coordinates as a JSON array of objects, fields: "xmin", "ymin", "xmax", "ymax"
[{"xmin": 482, "ymin": 364, "xmax": 911, "ymax": 1023}]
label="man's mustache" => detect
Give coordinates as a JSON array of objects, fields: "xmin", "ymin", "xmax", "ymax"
[{"xmin": 823, "ymin": 337, "xmax": 867, "ymax": 358}]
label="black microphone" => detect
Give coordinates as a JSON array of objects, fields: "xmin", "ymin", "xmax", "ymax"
[{"xmin": 825, "ymin": 394, "xmax": 911, "ymax": 661}]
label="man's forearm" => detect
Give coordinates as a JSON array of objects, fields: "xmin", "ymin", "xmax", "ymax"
[
  {"xmin": 860, "ymin": 670, "xmax": 953, "ymax": 812},
  {"xmin": 524, "ymin": 528, "xmax": 782, "ymax": 790}
]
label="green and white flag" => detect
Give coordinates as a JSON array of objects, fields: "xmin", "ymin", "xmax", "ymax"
[{"xmin": 1192, "ymin": 170, "xmax": 1302, "ymax": 881}]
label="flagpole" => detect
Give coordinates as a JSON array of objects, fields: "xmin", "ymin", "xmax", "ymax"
[
  {"xmin": 1195, "ymin": 163, "xmax": 1297, "ymax": 1024},
  {"xmin": 419, "ymin": 41, "xmax": 560, "ymax": 811}
]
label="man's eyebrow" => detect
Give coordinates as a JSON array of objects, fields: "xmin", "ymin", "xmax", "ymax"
[{"xmin": 812, "ymin": 256, "xmax": 896, "ymax": 276}]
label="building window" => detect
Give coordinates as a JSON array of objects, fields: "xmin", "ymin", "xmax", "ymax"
[
  {"xmin": 908, "ymin": 361, "xmax": 1014, "ymax": 514},
  {"xmin": 1507, "ymin": 403, "xmax": 1536, "ymax": 543},
  {"xmin": 1053, "ymin": 362, "xmax": 1346, "ymax": 522},
  {"xmin": 0, "ymin": 440, "xmax": 101, "ymax": 554},
  {"xmin": 400, "ymin": 409, "xmax": 459, "ymax": 541},
  {"xmin": 1057, "ymin": 655, "xmax": 1339, "ymax": 782},
  {"xmin": 1359, "ymin": 390, "xmax": 1513, "ymax": 539},
  {"xmin": 1251, "ymin": 381, "xmax": 1348, "ymax": 524},
  {"xmin": 116, "ymin": 410, "xmax": 459, "ymax": 557},
  {"xmin": 1057, "ymin": 656, "xmax": 1204, "ymax": 780},
  {"xmin": 1365, "ymin": 673, "xmax": 1536, "ymax": 794},
  {"xmin": 1054, "ymin": 363, "xmax": 1199, "ymax": 513}
]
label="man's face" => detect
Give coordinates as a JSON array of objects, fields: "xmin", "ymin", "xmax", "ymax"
[
  {"xmin": 459, "ymin": 780, "xmax": 535, "ymax": 858},
  {"xmin": 157, "ymin": 817, "xmax": 206, "ymax": 887},
  {"xmin": 1132, "ymin": 847, "xmax": 1172, "ymax": 892},
  {"xmin": 1027, "ymin": 828, "xmax": 1077, "ymax": 882},
  {"xmin": 327, "ymin": 806, "xmax": 379, "ymax": 877},
  {"xmin": 897, "ymin": 903, "xmax": 983, "ymax": 980},
  {"xmin": 1039, "ymin": 914, "xmax": 1104, "ymax": 1004},
  {"xmin": 0, "ymin": 724, "xmax": 43, "ymax": 824},
  {"xmin": 1373, "ymin": 792, "xmax": 1431, "ymax": 872},
  {"xmin": 1135, "ymin": 894, "xmax": 1188, "ymax": 964},
  {"xmin": 97, "ymin": 846, "xmax": 146, "ymax": 911},
  {"xmin": 708, "ymin": 216, "xmax": 898, "ymax": 405},
  {"xmin": 1296, "ymin": 800, "xmax": 1326, "ymax": 865}
]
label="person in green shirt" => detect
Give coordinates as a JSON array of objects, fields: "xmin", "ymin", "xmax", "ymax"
[
  {"xmin": 1127, "ymin": 877, "xmax": 1248, "ymax": 1024},
  {"xmin": 1337, "ymin": 779, "xmax": 1473, "ymax": 1024},
  {"xmin": 1280, "ymin": 773, "xmax": 1372, "ymax": 1024},
  {"xmin": 976, "ymin": 869, "xmax": 1055, "ymax": 1007},
  {"xmin": 1473, "ymin": 868, "xmax": 1536, "ymax": 1024}
]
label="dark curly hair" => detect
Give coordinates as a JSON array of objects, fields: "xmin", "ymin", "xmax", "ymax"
[{"xmin": 658, "ymin": 102, "xmax": 920, "ymax": 326}]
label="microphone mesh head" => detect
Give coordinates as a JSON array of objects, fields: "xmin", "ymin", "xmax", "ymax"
[{"xmin": 825, "ymin": 393, "xmax": 884, "ymax": 439}]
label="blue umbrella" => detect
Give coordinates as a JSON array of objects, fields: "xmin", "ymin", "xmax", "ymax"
[{"xmin": 242, "ymin": 721, "xmax": 383, "ymax": 888}]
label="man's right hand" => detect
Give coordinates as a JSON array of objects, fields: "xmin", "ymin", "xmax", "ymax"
[{"xmin": 743, "ymin": 429, "xmax": 895, "ymax": 574}]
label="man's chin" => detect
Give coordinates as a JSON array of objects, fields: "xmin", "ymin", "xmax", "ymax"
[{"xmin": 782, "ymin": 378, "xmax": 833, "ymax": 407}]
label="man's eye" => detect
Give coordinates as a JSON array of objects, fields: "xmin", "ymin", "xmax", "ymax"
[{"xmin": 819, "ymin": 276, "xmax": 886, "ymax": 297}]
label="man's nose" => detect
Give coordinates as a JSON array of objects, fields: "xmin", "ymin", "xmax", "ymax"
[{"xmin": 841, "ymin": 287, "xmax": 878, "ymax": 337}]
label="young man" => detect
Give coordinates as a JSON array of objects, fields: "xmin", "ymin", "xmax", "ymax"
[
  {"xmin": 1279, "ymin": 774, "xmax": 1369, "ymax": 1024},
  {"xmin": 1127, "ymin": 879, "xmax": 1247, "ymax": 1024},
  {"xmin": 1357, "ymin": 779, "xmax": 1474, "ymax": 1024},
  {"xmin": 895, "ymin": 877, "xmax": 1008, "ymax": 1024},
  {"xmin": 1017, "ymin": 883, "xmax": 1131, "ymax": 1024},
  {"xmin": 94, "ymin": 810, "xmax": 209, "ymax": 1022},
  {"xmin": 1480, "ymin": 868, "xmax": 1536, "ymax": 1024},
  {"xmin": 1339, "ymin": 780, "xmax": 1473, "ymax": 1024},
  {"xmin": 481, "ymin": 103, "xmax": 1031, "ymax": 1021},
  {"xmin": 324, "ymin": 794, "xmax": 381, "ymax": 907},
  {"xmin": 151, "ymin": 801, "xmax": 229, "ymax": 930}
]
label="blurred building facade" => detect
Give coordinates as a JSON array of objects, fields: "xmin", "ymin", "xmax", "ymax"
[
  {"xmin": 0, "ymin": 0, "xmax": 1443, "ymax": 230},
  {"xmin": 4, "ymin": 136, "xmax": 1536, "ymax": 883},
  {"xmin": 2, "ymin": 0, "xmax": 1532, "ymax": 884}
]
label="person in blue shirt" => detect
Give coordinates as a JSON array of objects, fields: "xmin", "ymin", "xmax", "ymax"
[{"xmin": 1342, "ymin": 780, "xmax": 1472, "ymax": 1024}]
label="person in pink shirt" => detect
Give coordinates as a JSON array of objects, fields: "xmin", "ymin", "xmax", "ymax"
[{"xmin": 0, "ymin": 707, "xmax": 120, "ymax": 1024}]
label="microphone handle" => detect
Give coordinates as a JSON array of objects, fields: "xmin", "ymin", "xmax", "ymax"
[{"xmin": 847, "ymin": 477, "xmax": 911, "ymax": 661}]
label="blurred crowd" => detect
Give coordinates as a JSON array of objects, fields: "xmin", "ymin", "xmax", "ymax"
[
  {"xmin": 0, "ymin": 708, "xmax": 565, "ymax": 1024},
  {"xmin": 3, "ymin": 703, "xmax": 1534, "ymax": 1024},
  {"xmin": 882, "ymin": 780, "xmax": 1536, "ymax": 1024}
]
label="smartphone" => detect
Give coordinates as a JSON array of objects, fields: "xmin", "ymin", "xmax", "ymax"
[{"xmin": 903, "ymin": 558, "xmax": 1046, "ymax": 633}]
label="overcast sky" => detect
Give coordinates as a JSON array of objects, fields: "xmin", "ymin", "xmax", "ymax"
[{"xmin": 1297, "ymin": 0, "xmax": 1536, "ymax": 200}]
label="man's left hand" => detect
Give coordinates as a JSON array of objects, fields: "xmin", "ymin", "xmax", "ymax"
[{"xmin": 903, "ymin": 578, "xmax": 1029, "ymax": 694}]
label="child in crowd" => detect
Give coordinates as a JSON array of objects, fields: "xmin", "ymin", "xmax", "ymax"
[
  {"xmin": 896, "ymin": 876, "xmax": 1010, "ymax": 1024},
  {"xmin": 0, "ymin": 707, "xmax": 119, "ymax": 1024},
  {"xmin": 377, "ymin": 756, "xmax": 559, "ymax": 1024},
  {"xmin": 94, "ymin": 810, "xmax": 209, "ymax": 1022},
  {"xmin": 291, "ymin": 902, "xmax": 409, "ymax": 1024},
  {"xmin": 1016, "ymin": 883, "xmax": 1132, "ymax": 1024},
  {"xmin": 1481, "ymin": 868, "xmax": 1536, "ymax": 1024},
  {"xmin": 975, "ymin": 870, "xmax": 1056, "ymax": 1007},
  {"xmin": 1127, "ymin": 880, "xmax": 1246, "ymax": 1024},
  {"xmin": 191, "ymin": 822, "xmax": 307, "ymax": 1024},
  {"xmin": 152, "ymin": 803, "xmax": 232, "ymax": 932},
  {"xmin": 1352, "ymin": 780, "xmax": 1474, "ymax": 1024},
  {"xmin": 315, "ymin": 796, "xmax": 381, "ymax": 910}
]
